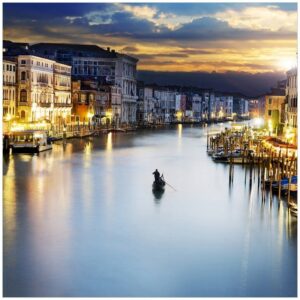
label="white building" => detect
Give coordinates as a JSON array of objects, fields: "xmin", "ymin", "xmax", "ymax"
[
  {"xmin": 154, "ymin": 89, "xmax": 176, "ymax": 123},
  {"xmin": 285, "ymin": 67, "xmax": 297, "ymax": 145},
  {"xmin": 192, "ymin": 94, "xmax": 202, "ymax": 121},
  {"xmin": 116, "ymin": 55, "xmax": 138, "ymax": 124},
  {"xmin": 3, "ymin": 60, "xmax": 17, "ymax": 119},
  {"xmin": 221, "ymin": 95, "xmax": 233, "ymax": 118},
  {"xmin": 17, "ymin": 55, "xmax": 71, "ymax": 124},
  {"xmin": 53, "ymin": 62, "xmax": 72, "ymax": 125}
]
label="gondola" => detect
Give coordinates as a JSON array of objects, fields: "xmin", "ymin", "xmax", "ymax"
[{"xmin": 152, "ymin": 176, "xmax": 166, "ymax": 192}]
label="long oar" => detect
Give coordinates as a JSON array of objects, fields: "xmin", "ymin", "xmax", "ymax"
[{"xmin": 162, "ymin": 174, "xmax": 177, "ymax": 191}]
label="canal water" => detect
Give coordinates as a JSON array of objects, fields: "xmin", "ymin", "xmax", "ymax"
[{"xmin": 3, "ymin": 124, "xmax": 297, "ymax": 297}]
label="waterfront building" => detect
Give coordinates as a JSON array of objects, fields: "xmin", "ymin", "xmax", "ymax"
[
  {"xmin": 117, "ymin": 54, "xmax": 138, "ymax": 125},
  {"xmin": 260, "ymin": 89, "xmax": 285, "ymax": 135},
  {"xmin": 3, "ymin": 60, "xmax": 17, "ymax": 119},
  {"xmin": 17, "ymin": 55, "xmax": 55, "ymax": 123},
  {"xmin": 30, "ymin": 43, "xmax": 138, "ymax": 125},
  {"xmin": 248, "ymin": 98, "xmax": 259, "ymax": 118},
  {"xmin": 137, "ymin": 85, "xmax": 156, "ymax": 124},
  {"xmin": 220, "ymin": 95, "xmax": 233, "ymax": 119},
  {"xmin": 208, "ymin": 92, "xmax": 217, "ymax": 120},
  {"xmin": 53, "ymin": 62, "xmax": 72, "ymax": 125},
  {"xmin": 154, "ymin": 89, "xmax": 176, "ymax": 123},
  {"xmin": 71, "ymin": 80, "xmax": 96, "ymax": 124},
  {"xmin": 201, "ymin": 91, "xmax": 210, "ymax": 120},
  {"xmin": 233, "ymin": 96, "xmax": 249, "ymax": 119},
  {"xmin": 284, "ymin": 67, "xmax": 297, "ymax": 145},
  {"xmin": 110, "ymin": 85, "xmax": 122, "ymax": 127},
  {"xmin": 175, "ymin": 94, "xmax": 187, "ymax": 121}
]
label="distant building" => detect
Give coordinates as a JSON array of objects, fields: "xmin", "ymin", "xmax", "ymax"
[
  {"xmin": 175, "ymin": 94, "xmax": 187, "ymax": 120},
  {"xmin": 233, "ymin": 96, "xmax": 249, "ymax": 118},
  {"xmin": 248, "ymin": 98, "xmax": 259, "ymax": 118},
  {"xmin": 284, "ymin": 68, "xmax": 297, "ymax": 145},
  {"xmin": 137, "ymin": 85, "xmax": 156, "ymax": 124},
  {"xmin": 3, "ymin": 60, "xmax": 17, "ymax": 119},
  {"xmin": 192, "ymin": 94, "xmax": 202, "ymax": 121},
  {"xmin": 220, "ymin": 95, "xmax": 233, "ymax": 119},
  {"xmin": 154, "ymin": 89, "xmax": 176, "ymax": 123}
]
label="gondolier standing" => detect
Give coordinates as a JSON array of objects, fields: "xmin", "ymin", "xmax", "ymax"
[{"xmin": 153, "ymin": 169, "xmax": 161, "ymax": 183}]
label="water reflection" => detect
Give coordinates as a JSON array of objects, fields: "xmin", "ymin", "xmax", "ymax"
[{"xmin": 3, "ymin": 125, "xmax": 297, "ymax": 297}]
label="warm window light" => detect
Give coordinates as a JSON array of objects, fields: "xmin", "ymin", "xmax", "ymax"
[{"xmin": 5, "ymin": 114, "xmax": 12, "ymax": 121}]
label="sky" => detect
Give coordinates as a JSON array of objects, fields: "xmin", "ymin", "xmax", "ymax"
[{"xmin": 3, "ymin": 2, "xmax": 297, "ymax": 74}]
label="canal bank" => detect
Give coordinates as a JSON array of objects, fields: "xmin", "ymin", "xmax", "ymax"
[{"xmin": 3, "ymin": 123, "xmax": 297, "ymax": 297}]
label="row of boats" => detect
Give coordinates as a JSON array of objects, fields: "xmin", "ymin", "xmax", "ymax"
[
  {"xmin": 208, "ymin": 148, "xmax": 256, "ymax": 164},
  {"xmin": 263, "ymin": 175, "xmax": 297, "ymax": 193}
]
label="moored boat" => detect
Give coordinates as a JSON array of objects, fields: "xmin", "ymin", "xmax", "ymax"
[{"xmin": 10, "ymin": 130, "xmax": 52, "ymax": 153}]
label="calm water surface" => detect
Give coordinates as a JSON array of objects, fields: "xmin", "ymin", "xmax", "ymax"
[{"xmin": 3, "ymin": 124, "xmax": 297, "ymax": 297}]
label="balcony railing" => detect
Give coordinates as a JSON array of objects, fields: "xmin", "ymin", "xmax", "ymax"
[
  {"xmin": 3, "ymin": 100, "xmax": 10, "ymax": 106},
  {"xmin": 3, "ymin": 81, "xmax": 16, "ymax": 86},
  {"xmin": 39, "ymin": 102, "xmax": 51, "ymax": 107},
  {"xmin": 54, "ymin": 103, "xmax": 72, "ymax": 107},
  {"xmin": 287, "ymin": 107, "xmax": 297, "ymax": 114}
]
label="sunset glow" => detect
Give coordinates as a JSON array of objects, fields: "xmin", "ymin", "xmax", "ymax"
[{"xmin": 3, "ymin": 3, "xmax": 297, "ymax": 73}]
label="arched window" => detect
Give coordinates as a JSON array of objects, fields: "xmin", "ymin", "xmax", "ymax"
[
  {"xmin": 20, "ymin": 110, "xmax": 26, "ymax": 119},
  {"xmin": 21, "ymin": 71, "xmax": 26, "ymax": 81},
  {"xmin": 20, "ymin": 89, "xmax": 27, "ymax": 102}
]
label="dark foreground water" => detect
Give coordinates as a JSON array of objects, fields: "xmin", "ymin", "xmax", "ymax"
[{"xmin": 3, "ymin": 124, "xmax": 297, "ymax": 297}]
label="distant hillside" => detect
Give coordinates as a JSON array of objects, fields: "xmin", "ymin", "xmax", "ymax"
[{"xmin": 137, "ymin": 70, "xmax": 286, "ymax": 97}]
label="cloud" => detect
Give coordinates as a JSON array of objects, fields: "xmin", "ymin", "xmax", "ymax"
[
  {"xmin": 215, "ymin": 6, "xmax": 297, "ymax": 32},
  {"xmin": 3, "ymin": 3, "xmax": 297, "ymax": 75}
]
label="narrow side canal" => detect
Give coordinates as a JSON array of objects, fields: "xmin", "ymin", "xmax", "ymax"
[{"xmin": 3, "ymin": 124, "xmax": 297, "ymax": 297}]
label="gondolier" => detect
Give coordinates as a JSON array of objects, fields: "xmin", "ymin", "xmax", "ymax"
[
  {"xmin": 152, "ymin": 169, "xmax": 161, "ymax": 183},
  {"xmin": 152, "ymin": 169, "xmax": 166, "ymax": 192}
]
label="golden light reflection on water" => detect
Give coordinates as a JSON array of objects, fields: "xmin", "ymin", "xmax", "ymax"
[
  {"xmin": 3, "ymin": 156, "xmax": 17, "ymax": 256},
  {"xmin": 177, "ymin": 124, "xmax": 182, "ymax": 150},
  {"xmin": 105, "ymin": 132, "xmax": 114, "ymax": 209},
  {"xmin": 106, "ymin": 132, "xmax": 112, "ymax": 152}
]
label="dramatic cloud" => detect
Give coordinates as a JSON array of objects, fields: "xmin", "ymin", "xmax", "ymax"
[{"xmin": 3, "ymin": 3, "xmax": 297, "ymax": 74}]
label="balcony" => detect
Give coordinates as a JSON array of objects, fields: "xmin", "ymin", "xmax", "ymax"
[
  {"xmin": 34, "ymin": 82, "xmax": 51, "ymax": 88},
  {"xmin": 3, "ymin": 100, "xmax": 10, "ymax": 106},
  {"xmin": 3, "ymin": 81, "xmax": 16, "ymax": 86},
  {"xmin": 39, "ymin": 102, "xmax": 51, "ymax": 108},
  {"xmin": 287, "ymin": 107, "xmax": 297, "ymax": 114},
  {"xmin": 54, "ymin": 103, "xmax": 72, "ymax": 108}
]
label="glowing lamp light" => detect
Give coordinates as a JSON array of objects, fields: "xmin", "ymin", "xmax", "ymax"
[
  {"xmin": 87, "ymin": 112, "xmax": 93, "ymax": 119},
  {"xmin": 105, "ymin": 110, "xmax": 112, "ymax": 118},
  {"xmin": 176, "ymin": 111, "xmax": 183, "ymax": 120},
  {"xmin": 253, "ymin": 117, "xmax": 264, "ymax": 127},
  {"xmin": 5, "ymin": 114, "xmax": 12, "ymax": 121}
]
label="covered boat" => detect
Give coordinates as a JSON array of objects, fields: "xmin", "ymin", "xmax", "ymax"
[{"xmin": 10, "ymin": 130, "xmax": 52, "ymax": 153}]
